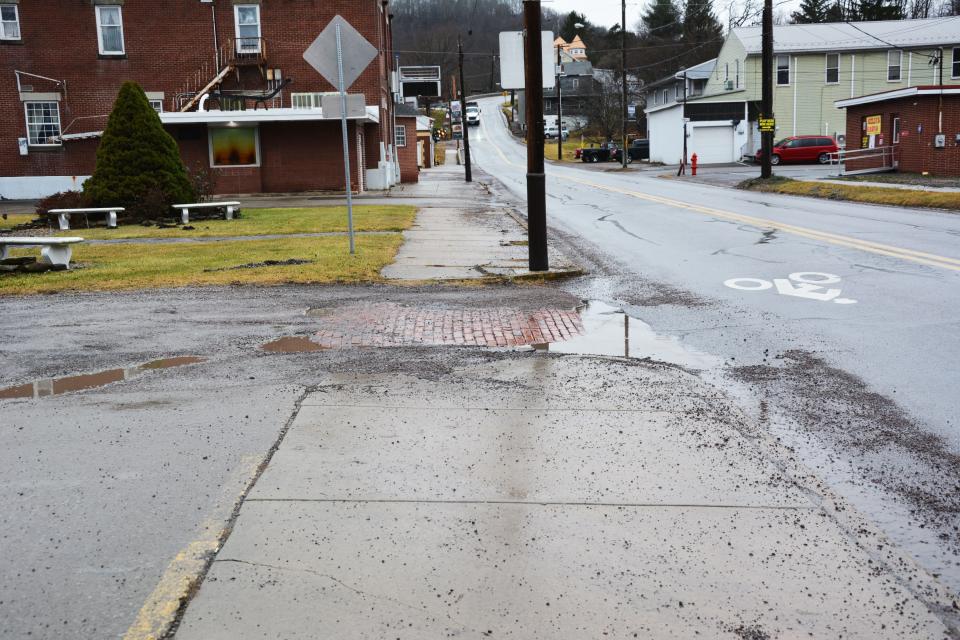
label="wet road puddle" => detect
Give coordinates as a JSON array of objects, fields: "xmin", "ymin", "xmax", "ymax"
[
  {"xmin": 534, "ymin": 301, "xmax": 720, "ymax": 369},
  {"xmin": 0, "ymin": 356, "xmax": 205, "ymax": 400},
  {"xmin": 261, "ymin": 336, "xmax": 327, "ymax": 353}
]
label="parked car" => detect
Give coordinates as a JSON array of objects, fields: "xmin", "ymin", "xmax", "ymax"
[
  {"xmin": 579, "ymin": 142, "xmax": 621, "ymax": 163},
  {"xmin": 755, "ymin": 135, "xmax": 839, "ymax": 165},
  {"xmin": 544, "ymin": 124, "xmax": 569, "ymax": 140},
  {"xmin": 465, "ymin": 105, "xmax": 481, "ymax": 126}
]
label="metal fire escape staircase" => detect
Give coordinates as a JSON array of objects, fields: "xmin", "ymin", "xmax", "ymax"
[{"xmin": 177, "ymin": 37, "xmax": 273, "ymax": 112}]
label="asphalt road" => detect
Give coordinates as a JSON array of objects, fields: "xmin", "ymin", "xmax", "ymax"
[{"xmin": 470, "ymin": 97, "xmax": 960, "ymax": 591}]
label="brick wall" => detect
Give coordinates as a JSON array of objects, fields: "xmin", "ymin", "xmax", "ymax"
[
  {"xmin": 396, "ymin": 116, "xmax": 419, "ymax": 183},
  {"xmin": 1, "ymin": 0, "xmax": 395, "ymax": 191},
  {"xmin": 844, "ymin": 94, "xmax": 960, "ymax": 177}
]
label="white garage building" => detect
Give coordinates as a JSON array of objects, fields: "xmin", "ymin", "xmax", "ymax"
[{"xmin": 644, "ymin": 59, "xmax": 761, "ymax": 165}]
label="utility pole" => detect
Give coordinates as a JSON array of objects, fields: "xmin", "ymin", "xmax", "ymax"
[
  {"xmin": 556, "ymin": 43, "xmax": 563, "ymax": 162},
  {"xmin": 523, "ymin": 0, "xmax": 548, "ymax": 272},
  {"xmin": 458, "ymin": 35, "xmax": 473, "ymax": 183},
  {"xmin": 760, "ymin": 0, "xmax": 773, "ymax": 179},
  {"xmin": 678, "ymin": 70, "xmax": 687, "ymax": 176},
  {"xmin": 620, "ymin": 0, "xmax": 628, "ymax": 169}
]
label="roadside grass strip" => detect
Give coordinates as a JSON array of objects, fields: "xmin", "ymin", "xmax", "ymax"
[
  {"xmin": 0, "ymin": 213, "xmax": 35, "ymax": 230},
  {"xmin": 739, "ymin": 177, "xmax": 960, "ymax": 211},
  {"xmin": 0, "ymin": 235, "xmax": 403, "ymax": 295},
  {"xmin": 46, "ymin": 205, "xmax": 417, "ymax": 240}
]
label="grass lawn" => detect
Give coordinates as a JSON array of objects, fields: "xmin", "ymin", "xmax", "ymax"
[
  {"xmin": 1, "ymin": 234, "xmax": 403, "ymax": 295},
  {"xmin": 833, "ymin": 173, "xmax": 960, "ymax": 189},
  {"xmin": 44, "ymin": 205, "xmax": 416, "ymax": 240},
  {"xmin": 544, "ymin": 137, "xmax": 604, "ymax": 162},
  {"xmin": 739, "ymin": 177, "xmax": 960, "ymax": 211},
  {"xmin": 0, "ymin": 214, "xmax": 35, "ymax": 230}
]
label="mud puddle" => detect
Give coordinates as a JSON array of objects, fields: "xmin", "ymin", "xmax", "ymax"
[
  {"xmin": 261, "ymin": 336, "xmax": 326, "ymax": 353},
  {"xmin": 534, "ymin": 301, "xmax": 719, "ymax": 369},
  {"xmin": 0, "ymin": 356, "xmax": 205, "ymax": 400}
]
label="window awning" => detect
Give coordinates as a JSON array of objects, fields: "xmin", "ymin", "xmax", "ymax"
[{"xmin": 159, "ymin": 106, "xmax": 380, "ymax": 125}]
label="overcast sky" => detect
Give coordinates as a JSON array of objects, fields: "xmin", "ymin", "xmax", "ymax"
[{"xmin": 544, "ymin": 0, "xmax": 801, "ymax": 29}]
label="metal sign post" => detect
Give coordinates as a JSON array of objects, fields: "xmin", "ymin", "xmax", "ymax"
[
  {"xmin": 303, "ymin": 15, "xmax": 377, "ymax": 255},
  {"xmin": 335, "ymin": 24, "xmax": 355, "ymax": 254}
]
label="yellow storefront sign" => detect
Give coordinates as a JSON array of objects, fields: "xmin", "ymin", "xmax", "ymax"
[{"xmin": 865, "ymin": 115, "xmax": 882, "ymax": 136}]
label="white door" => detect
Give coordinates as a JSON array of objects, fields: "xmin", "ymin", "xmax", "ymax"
[{"xmin": 690, "ymin": 126, "xmax": 734, "ymax": 164}]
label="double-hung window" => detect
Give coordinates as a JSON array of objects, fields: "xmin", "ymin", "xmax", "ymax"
[
  {"xmin": 887, "ymin": 50, "xmax": 901, "ymax": 81},
  {"xmin": 25, "ymin": 102, "xmax": 62, "ymax": 146},
  {"xmin": 96, "ymin": 6, "xmax": 124, "ymax": 55},
  {"xmin": 776, "ymin": 55, "xmax": 790, "ymax": 85},
  {"xmin": 234, "ymin": 5, "xmax": 261, "ymax": 54},
  {"xmin": 825, "ymin": 53, "xmax": 839, "ymax": 84},
  {"xmin": 1, "ymin": 4, "xmax": 20, "ymax": 40},
  {"xmin": 395, "ymin": 125, "xmax": 407, "ymax": 148},
  {"xmin": 952, "ymin": 47, "xmax": 959, "ymax": 79},
  {"xmin": 735, "ymin": 59, "xmax": 740, "ymax": 88}
]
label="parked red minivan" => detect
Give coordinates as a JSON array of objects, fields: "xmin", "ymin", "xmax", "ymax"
[{"xmin": 754, "ymin": 135, "xmax": 839, "ymax": 165}]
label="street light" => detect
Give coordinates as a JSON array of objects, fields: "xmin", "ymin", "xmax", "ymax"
[{"xmin": 555, "ymin": 22, "xmax": 584, "ymax": 162}]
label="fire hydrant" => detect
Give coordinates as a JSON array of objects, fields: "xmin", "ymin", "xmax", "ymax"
[{"xmin": 691, "ymin": 153, "xmax": 698, "ymax": 176}]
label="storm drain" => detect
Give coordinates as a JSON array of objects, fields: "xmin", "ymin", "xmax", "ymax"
[{"xmin": 301, "ymin": 302, "xmax": 584, "ymax": 348}]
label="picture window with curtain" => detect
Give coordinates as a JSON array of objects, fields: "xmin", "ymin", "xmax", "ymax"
[
  {"xmin": 209, "ymin": 127, "xmax": 260, "ymax": 168},
  {"xmin": 887, "ymin": 50, "xmax": 901, "ymax": 81},
  {"xmin": 95, "ymin": 6, "xmax": 124, "ymax": 55},
  {"xmin": 776, "ymin": 55, "xmax": 790, "ymax": 85},
  {"xmin": 0, "ymin": 4, "xmax": 20, "ymax": 40},
  {"xmin": 395, "ymin": 125, "xmax": 406, "ymax": 148},
  {"xmin": 25, "ymin": 102, "xmax": 61, "ymax": 146},
  {"xmin": 825, "ymin": 54, "xmax": 839, "ymax": 84}
]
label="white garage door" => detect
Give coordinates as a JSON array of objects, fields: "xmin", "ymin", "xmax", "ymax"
[{"xmin": 690, "ymin": 126, "xmax": 734, "ymax": 164}]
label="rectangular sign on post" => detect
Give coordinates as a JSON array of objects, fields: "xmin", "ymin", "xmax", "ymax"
[
  {"xmin": 498, "ymin": 31, "xmax": 555, "ymax": 90},
  {"xmin": 321, "ymin": 94, "xmax": 366, "ymax": 119}
]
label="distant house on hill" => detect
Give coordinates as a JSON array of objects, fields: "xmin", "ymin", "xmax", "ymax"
[{"xmin": 554, "ymin": 35, "xmax": 588, "ymax": 62}]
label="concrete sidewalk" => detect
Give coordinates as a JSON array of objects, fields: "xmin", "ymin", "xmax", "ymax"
[
  {"xmin": 383, "ymin": 155, "xmax": 579, "ymax": 280},
  {"xmin": 174, "ymin": 355, "xmax": 953, "ymax": 639}
]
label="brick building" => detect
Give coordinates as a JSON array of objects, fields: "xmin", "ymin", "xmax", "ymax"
[
  {"xmin": 1, "ymin": 0, "xmax": 420, "ymax": 199},
  {"xmin": 836, "ymin": 86, "xmax": 960, "ymax": 177}
]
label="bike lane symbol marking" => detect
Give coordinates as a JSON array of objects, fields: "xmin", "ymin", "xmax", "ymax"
[{"xmin": 724, "ymin": 272, "xmax": 857, "ymax": 304}]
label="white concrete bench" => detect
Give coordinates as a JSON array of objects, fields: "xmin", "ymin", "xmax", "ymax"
[
  {"xmin": 0, "ymin": 237, "xmax": 84, "ymax": 268},
  {"xmin": 171, "ymin": 201, "xmax": 241, "ymax": 224},
  {"xmin": 48, "ymin": 207, "xmax": 123, "ymax": 231}
]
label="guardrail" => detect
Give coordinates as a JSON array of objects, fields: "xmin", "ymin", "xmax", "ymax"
[{"xmin": 828, "ymin": 145, "xmax": 898, "ymax": 175}]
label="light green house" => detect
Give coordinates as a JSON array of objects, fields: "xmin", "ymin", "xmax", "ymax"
[{"xmin": 676, "ymin": 17, "xmax": 960, "ymax": 161}]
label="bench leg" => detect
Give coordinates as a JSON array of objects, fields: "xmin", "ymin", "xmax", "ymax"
[
  {"xmin": 58, "ymin": 213, "xmax": 70, "ymax": 231},
  {"xmin": 225, "ymin": 206, "xmax": 234, "ymax": 220},
  {"xmin": 181, "ymin": 208, "xmax": 190, "ymax": 225},
  {"xmin": 40, "ymin": 245, "xmax": 73, "ymax": 268},
  {"xmin": 0, "ymin": 245, "xmax": 8, "ymax": 261},
  {"xmin": 107, "ymin": 211, "xmax": 118, "ymax": 228}
]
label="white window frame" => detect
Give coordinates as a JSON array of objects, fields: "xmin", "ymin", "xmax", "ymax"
[
  {"xmin": 825, "ymin": 53, "xmax": 840, "ymax": 84},
  {"xmin": 395, "ymin": 124, "xmax": 407, "ymax": 148},
  {"xmin": 24, "ymin": 101, "xmax": 62, "ymax": 147},
  {"xmin": 149, "ymin": 99, "xmax": 164, "ymax": 113},
  {"xmin": 776, "ymin": 54, "xmax": 790, "ymax": 86},
  {"xmin": 675, "ymin": 83, "xmax": 681, "ymax": 100},
  {"xmin": 208, "ymin": 126, "xmax": 261, "ymax": 168},
  {"xmin": 887, "ymin": 50, "xmax": 902, "ymax": 82},
  {"xmin": 735, "ymin": 59, "xmax": 740, "ymax": 88},
  {"xmin": 892, "ymin": 116, "xmax": 900, "ymax": 143},
  {"xmin": 234, "ymin": 4, "xmax": 262, "ymax": 54},
  {"xmin": 0, "ymin": 4, "xmax": 20, "ymax": 40},
  {"xmin": 661, "ymin": 88, "xmax": 669, "ymax": 104},
  {"xmin": 952, "ymin": 47, "xmax": 959, "ymax": 79},
  {"xmin": 95, "ymin": 5, "xmax": 125, "ymax": 55}
]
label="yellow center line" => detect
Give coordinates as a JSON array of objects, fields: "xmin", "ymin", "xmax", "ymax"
[{"xmin": 479, "ymin": 114, "xmax": 960, "ymax": 273}]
